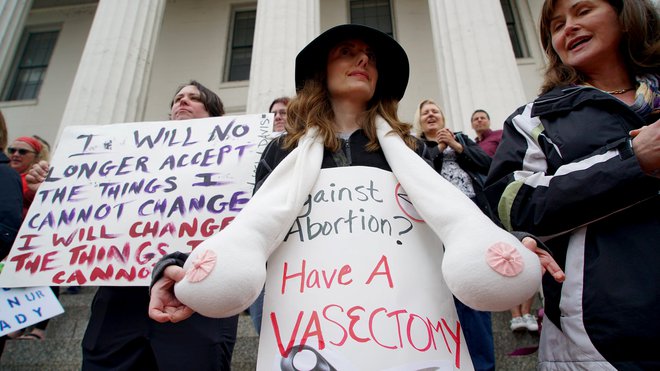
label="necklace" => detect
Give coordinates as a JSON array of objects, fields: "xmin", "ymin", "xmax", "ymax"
[{"xmin": 606, "ymin": 87, "xmax": 635, "ymax": 95}]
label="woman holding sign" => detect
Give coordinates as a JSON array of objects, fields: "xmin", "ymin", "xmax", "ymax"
[
  {"xmin": 150, "ymin": 25, "xmax": 563, "ymax": 369},
  {"xmin": 80, "ymin": 81, "xmax": 238, "ymax": 371},
  {"xmin": 22, "ymin": 81, "xmax": 239, "ymax": 370}
]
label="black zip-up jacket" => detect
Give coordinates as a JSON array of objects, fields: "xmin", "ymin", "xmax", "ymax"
[
  {"xmin": 485, "ymin": 85, "xmax": 660, "ymax": 370},
  {"xmin": 423, "ymin": 132, "xmax": 494, "ymax": 220},
  {"xmin": 0, "ymin": 152, "xmax": 23, "ymax": 260},
  {"xmin": 256, "ymin": 129, "xmax": 431, "ymax": 189}
]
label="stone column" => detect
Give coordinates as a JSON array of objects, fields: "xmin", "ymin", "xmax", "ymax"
[
  {"xmin": 245, "ymin": 0, "xmax": 319, "ymax": 114},
  {"xmin": 55, "ymin": 0, "xmax": 165, "ymax": 141},
  {"xmin": 0, "ymin": 0, "xmax": 33, "ymax": 85},
  {"xmin": 427, "ymin": 0, "xmax": 526, "ymax": 132}
]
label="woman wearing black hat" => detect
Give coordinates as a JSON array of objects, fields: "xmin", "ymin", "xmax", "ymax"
[
  {"xmin": 260, "ymin": 24, "xmax": 423, "ymax": 191},
  {"xmin": 150, "ymin": 24, "xmax": 559, "ymax": 369},
  {"xmin": 149, "ymin": 23, "xmax": 436, "ymax": 322}
]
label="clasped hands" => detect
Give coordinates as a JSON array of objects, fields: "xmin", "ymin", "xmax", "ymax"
[{"xmin": 433, "ymin": 128, "xmax": 463, "ymax": 153}]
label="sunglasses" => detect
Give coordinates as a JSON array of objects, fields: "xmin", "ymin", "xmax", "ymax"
[{"xmin": 7, "ymin": 147, "xmax": 36, "ymax": 156}]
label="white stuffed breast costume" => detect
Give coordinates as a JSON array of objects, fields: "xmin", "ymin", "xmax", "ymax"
[{"xmin": 174, "ymin": 117, "xmax": 542, "ymax": 318}]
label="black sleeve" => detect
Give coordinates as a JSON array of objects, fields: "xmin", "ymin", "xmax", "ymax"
[
  {"xmin": 414, "ymin": 138, "xmax": 434, "ymax": 168},
  {"xmin": 149, "ymin": 251, "xmax": 190, "ymax": 293},
  {"xmin": 510, "ymin": 231, "xmax": 552, "ymax": 254},
  {"xmin": 455, "ymin": 133, "xmax": 491, "ymax": 175},
  {"xmin": 0, "ymin": 166, "xmax": 23, "ymax": 261},
  {"xmin": 421, "ymin": 140, "xmax": 444, "ymax": 171},
  {"xmin": 485, "ymin": 107, "xmax": 657, "ymax": 236},
  {"xmin": 254, "ymin": 136, "xmax": 292, "ymax": 193},
  {"xmin": 0, "ymin": 222, "xmax": 19, "ymax": 261}
]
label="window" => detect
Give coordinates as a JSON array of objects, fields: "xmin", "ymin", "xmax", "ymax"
[
  {"xmin": 349, "ymin": 0, "xmax": 393, "ymax": 37},
  {"xmin": 3, "ymin": 29, "xmax": 59, "ymax": 101},
  {"xmin": 226, "ymin": 8, "xmax": 256, "ymax": 82},
  {"xmin": 500, "ymin": 0, "xmax": 529, "ymax": 58}
]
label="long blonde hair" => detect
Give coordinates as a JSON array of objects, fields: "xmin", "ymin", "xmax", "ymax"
[
  {"xmin": 412, "ymin": 99, "xmax": 445, "ymax": 139},
  {"xmin": 283, "ymin": 74, "xmax": 417, "ymax": 152}
]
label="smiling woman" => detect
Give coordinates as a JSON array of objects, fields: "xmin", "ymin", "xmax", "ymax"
[
  {"xmin": 412, "ymin": 98, "xmax": 495, "ymax": 369},
  {"xmin": 548, "ymin": 0, "xmax": 628, "ymax": 91},
  {"xmin": 485, "ymin": 0, "xmax": 660, "ymax": 369},
  {"xmin": 8, "ymin": 136, "xmax": 48, "ymax": 175},
  {"xmin": 538, "ymin": 0, "xmax": 659, "ymax": 98},
  {"xmin": 7, "ymin": 136, "xmax": 50, "ymax": 217}
]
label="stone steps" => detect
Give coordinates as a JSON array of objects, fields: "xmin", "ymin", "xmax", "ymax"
[
  {"xmin": 492, "ymin": 308, "xmax": 541, "ymax": 370},
  {"xmin": 232, "ymin": 317, "xmax": 259, "ymax": 371},
  {"xmin": 0, "ymin": 287, "xmax": 95, "ymax": 370},
  {"xmin": 0, "ymin": 286, "xmax": 260, "ymax": 370}
]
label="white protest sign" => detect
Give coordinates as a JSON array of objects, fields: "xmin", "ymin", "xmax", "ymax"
[
  {"xmin": 257, "ymin": 167, "xmax": 473, "ymax": 371},
  {"xmin": 0, "ymin": 115, "xmax": 271, "ymax": 287},
  {"xmin": 0, "ymin": 286, "xmax": 64, "ymax": 336}
]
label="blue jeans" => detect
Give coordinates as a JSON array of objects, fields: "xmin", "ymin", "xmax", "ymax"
[
  {"xmin": 454, "ymin": 297, "xmax": 495, "ymax": 371},
  {"xmin": 247, "ymin": 288, "xmax": 265, "ymax": 335}
]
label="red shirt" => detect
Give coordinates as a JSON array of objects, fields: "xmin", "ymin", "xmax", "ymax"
[
  {"xmin": 475, "ymin": 129, "xmax": 502, "ymax": 157},
  {"xmin": 20, "ymin": 172, "xmax": 36, "ymax": 218}
]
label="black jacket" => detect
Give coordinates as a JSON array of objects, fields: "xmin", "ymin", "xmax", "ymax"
[
  {"xmin": 485, "ymin": 85, "xmax": 660, "ymax": 370},
  {"xmin": 0, "ymin": 152, "xmax": 23, "ymax": 260},
  {"xmin": 423, "ymin": 132, "xmax": 494, "ymax": 220},
  {"xmin": 257, "ymin": 129, "xmax": 431, "ymax": 189}
]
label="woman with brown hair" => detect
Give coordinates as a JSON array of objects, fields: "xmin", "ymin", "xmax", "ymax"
[
  {"xmin": 269, "ymin": 96, "xmax": 290, "ymax": 133},
  {"xmin": 486, "ymin": 0, "xmax": 659, "ymax": 369},
  {"xmin": 150, "ymin": 24, "xmax": 558, "ymax": 369}
]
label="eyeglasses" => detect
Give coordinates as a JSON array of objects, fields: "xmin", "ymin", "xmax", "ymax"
[
  {"xmin": 7, "ymin": 147, "xmax": 36, "ymax": 156},
  {"xmin": 271, "ymin": 109, "xmax": 287, "ymax": 117}
]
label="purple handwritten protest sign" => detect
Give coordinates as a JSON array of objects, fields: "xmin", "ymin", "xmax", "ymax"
[{"xmin": 0, "ymin": 115, "xmax": 271, "ymax": 287}]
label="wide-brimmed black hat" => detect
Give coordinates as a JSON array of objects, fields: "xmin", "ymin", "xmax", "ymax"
[{"xmin": 295, "ymin": 24, "xmax": 409, "ymax": 101}]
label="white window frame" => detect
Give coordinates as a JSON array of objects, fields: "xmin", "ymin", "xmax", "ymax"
[
  {"xmin": 348, "ymin": 0, "xmax": 395, "ymax": 38},
  {"xmin": 2, "ymin": 25, "xmax": 60, "ymax": 101},
  {"xmin": 500, "ymin": 0, "xmax": 530, "ymax": 59},
  {"xmin": 224, "ymin": 4, "xmax": 257, "ymax": 82}
]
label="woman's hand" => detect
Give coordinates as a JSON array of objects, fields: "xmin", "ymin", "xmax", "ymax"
[
  {"xmin": 437, "ymin": 128, "xmax": 463, "ymax": 153},
  {"xmin": 25, "ymin": 160, "xmax": 49, "ymax": 193},
  {"xmin": 431, "ymin": 131, "xmax": 448, "ymax": 152},
  {"xmin": 522, "ymin": 237, "xmax": 565, "ymax": 283},
  {"xmin": 149, "ymin": 265, "xmax": 195, "ymax": 323},
  {"xmin": 630, "ymin": 120, "xmax": 660, "ymax": 177}
]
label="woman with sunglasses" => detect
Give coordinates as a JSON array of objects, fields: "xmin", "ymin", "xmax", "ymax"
[{"xmin": 7, "ymin": 136, "xmax": 49, "ymax": 217}]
